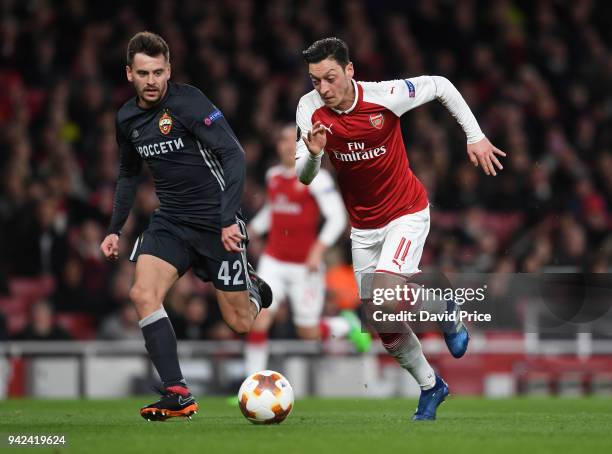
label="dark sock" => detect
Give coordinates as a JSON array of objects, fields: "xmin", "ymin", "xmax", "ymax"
[{"xmin": 141, "ymin": 317, "xmax": 186, "ymax": 389}]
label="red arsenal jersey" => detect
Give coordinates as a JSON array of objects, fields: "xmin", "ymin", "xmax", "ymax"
[
  {"xmin": 296, "ymin": 78, "xmax": 431, "ymax": 229},
  {"xmin": 251, "ymin": 166, "xmax": 344, "ymax": 263}
]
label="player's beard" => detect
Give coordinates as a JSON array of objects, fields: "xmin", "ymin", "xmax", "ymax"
[
  {"xmin": 142, "ymin": 87, "xmax": 160, "ymax": 102},
  {"xmin": 138, "ymin": 84, "xmax": 164, "ymax": 107}
]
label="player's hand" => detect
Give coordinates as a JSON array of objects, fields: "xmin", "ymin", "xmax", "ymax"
[
  {"xmin": 100, "ymin": 234, "xmax": 120, "ymax": 261},
  {"xmin": 302, "ymin": 121, "xmax": 327, "ymax": 156},
  {"xmin": 467, "ymin": 137, "xmax": 506, "ymax": 176},
  {"xmin": 221, "ymin": 224, "xmax": 246, "ymax": 252},
  {"xmin": 305, "ymin": 241, "xmax": 326, "ymax": 272}
]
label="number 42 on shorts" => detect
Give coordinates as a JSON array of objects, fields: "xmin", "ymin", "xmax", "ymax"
[{"xmin": 218, "ymin": 260, "xmax": 244, "ymax": 286}]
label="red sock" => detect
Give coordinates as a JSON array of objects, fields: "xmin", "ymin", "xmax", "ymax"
[
  {"xmin": 247, "ymin": 330, "xmax": 268, "ymax": 344},
  {"xmin": 319, "ymin": 320, "xmax": 330, "ymax": 340}
]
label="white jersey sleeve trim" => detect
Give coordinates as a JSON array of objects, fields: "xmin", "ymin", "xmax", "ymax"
[
  {"xmin": 295, "ymin": 91, "xmax": 325, "ymax": 185},
  {"xmin": 249, "ymin": 166, "xmax": 283, "ymax": 236},
  {"xmin": 361, "ymin": 76, "xmax": 485, "ymax": 144},
  {"xmin": 249, "ymin": 203, "xmax": 271, "ymax": 236},
  {"xmin": 308, "ymin": 169, "xmax": 347, "ymax": 246}
]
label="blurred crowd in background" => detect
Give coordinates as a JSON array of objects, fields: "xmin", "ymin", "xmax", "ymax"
[{"xmin": 0, "ymin": 0, "xmax": 611, "ymax": 341}]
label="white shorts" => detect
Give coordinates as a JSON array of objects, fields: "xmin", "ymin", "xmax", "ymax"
[
  {"xmin": 256, "ymin": 254, "xmax": 325, "ymax": 328},
  {"xmin": 351, "ymin": 206, "xmax": 430, "ymax": 294}
]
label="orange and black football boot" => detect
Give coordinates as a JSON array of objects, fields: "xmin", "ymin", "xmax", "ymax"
[{"xmin": 140, "ymin": 386, "xmax": 199, "ymax": 422}]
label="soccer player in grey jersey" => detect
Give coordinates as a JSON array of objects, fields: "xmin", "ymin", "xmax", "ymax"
[{"xmin": 100, "ymin": 32, "xmax": 271, "ymax": 421}]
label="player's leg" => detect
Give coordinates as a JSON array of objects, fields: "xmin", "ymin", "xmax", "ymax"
[
  {"xmin": 214, "ymin": 265, "xmax": 273, "ymax": 334},
  {"xmin": 131, "ymin": 254, "xmax": 183, "ymax": 388},
  {"xmin": 191, "ymin": 220, "xmax": 272, "ymax": 334},
  {"xmin": 287, "ymin": 262, "xmax": 372, "ymax": 350},
  {"xmin": 244, "ymin": 254, "xmax": 287, "ymax": 374},
  {"xmin": 320, "ymin": 310, "xmax": 373, "ymax": 352},
  {"xmin": 289, "ymin": 263, "xmax": 325, "ymax": 340},
  {"xmin": 128, "ymin": 220, "xmax": 198, "ymax": 421},
  {"xmin": 200, "ymin": 243, "xmax": 272, "ymax": 334},
  {"xmin": 372, "ymin": 207, "xmax": 449, "ymax": 420},
  {"xmin": 215, "ymin": 271, "xmax": 272, "ymax": 334}
]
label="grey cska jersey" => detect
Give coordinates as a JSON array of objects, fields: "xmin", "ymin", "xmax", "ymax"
[{"xmin": 108, "ymin": 82, "xmax": 245, "ymax": 235}]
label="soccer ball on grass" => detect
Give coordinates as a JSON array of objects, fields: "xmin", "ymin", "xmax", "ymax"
[{"xmin": 238, "ymin": 370, "xmax": 294, "ymax": 424}]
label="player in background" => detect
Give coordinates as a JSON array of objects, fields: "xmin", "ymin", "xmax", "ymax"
[
  {"xmin": 99, "ymin": 32, "xmax": 272, "ymax": 421},
  {"xmin": 245, "ymin": 125, "xmax": 371, "ymax": 375},
  {"xmin": 296, "ymin": 38, "xmax": 505, "ymax": 420}
]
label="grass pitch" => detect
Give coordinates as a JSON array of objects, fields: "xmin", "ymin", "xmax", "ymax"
[{"xmin": 1, "ymin": 397, "xmax": 611, "ymax": 453}]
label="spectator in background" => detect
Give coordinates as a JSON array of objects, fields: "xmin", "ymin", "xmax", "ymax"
[
  {"xmin": 7, "ymin": 195, "xmax": 69, "ymax": 277},
  {"xmin": 98, "ymin": 301, "xmax": 141, "ymax": 340},
  {"xmin": 0, "ymin": 311, "xmax": 7, "ymax": 341},
  {"xmin": 52, "ymin": 256, "xmax": 86, "ymax": 312},
  {"xmin": 13, "ymin": 300, "xmax": 72, "ymax": 341},
  {"xmin": 173, "ymin": 294, "xmax": 209, "ymax": 341},
  {"xmin": 0, "ymin": 0, "xmax": 611, "ymax": 340}
]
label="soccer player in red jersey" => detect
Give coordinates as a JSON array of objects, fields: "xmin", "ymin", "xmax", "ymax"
[
  {"xmin": 295, "ymin": 38, "xmax": 505, "ymax": 420},
  {"xmin": 245, "ymin": 125, "xmax": 371, "ymax": 374}
]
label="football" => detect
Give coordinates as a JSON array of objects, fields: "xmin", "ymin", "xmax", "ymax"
[{"xmin": 238, "ymin": 370, "xmax": 294, "ymax": 424}]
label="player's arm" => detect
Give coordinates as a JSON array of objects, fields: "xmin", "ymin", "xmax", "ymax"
[
  {"xmin": 247, "ymin": 168, "xmax": 274, "ymax": 238},
  {"xmin": 180, "ymin": 88, "xmax": 246, "ymax": 251},
  {"xmin": 248, "ymin": 203, "xmax": 271, "ymax": 239},
  {"xmin": 101, "ymin": 118, "xmax": 143, "ymax": 261},
  {"xmin": 295, "ymin": 100, "xmax": 325, "ymax": 185},
  {"xmin": 306, "ymin": 170, "xmax": 347, "ymax": 271},
  {"xmin": 386, "ymin": 76, "xmax": 506, "ymax": 176}
]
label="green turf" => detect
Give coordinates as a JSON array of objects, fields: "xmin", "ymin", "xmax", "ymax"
[{"xmin": 1, "ymin": 397, "xmax": 611, "ymax": 453}]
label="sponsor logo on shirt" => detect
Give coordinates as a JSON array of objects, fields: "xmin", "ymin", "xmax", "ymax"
[
  {"xmin": 137, "ymin": 137, "xmax": 185, "ymax": 157},
  {"xmin": 159, "ymin": 111, "xmax": 173, "ymax": 135},
  {"xmin": 331, "ymin": 145, "xmax": 387, "ymax": 162},
  {"xmin": 369, "ymin": 113, "xmax": 384, "ymax": 130},
  {"xmin": 271, "ymin": 194, "xmax": 302, "ymax": 214},
  {"xmin": 204, "ymin": 109, "xmax": 224, "ymax": 126}
]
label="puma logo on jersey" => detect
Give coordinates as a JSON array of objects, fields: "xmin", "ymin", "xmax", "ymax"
[{"xmin": 322, "ymin": 123, "xmax": 334, "ymax": 135}]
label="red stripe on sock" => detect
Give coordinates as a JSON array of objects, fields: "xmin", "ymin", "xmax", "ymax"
[
  {"xmin": 247, "ymin": 331, "xmax": 268, "ymax": 344},
  {"xmin": 380, "ymin": 333, "xmax": 402, "ymax": 345},
  {"xmin": 319, "ymin": 321, "xmax": 331, "ymax": 340}
]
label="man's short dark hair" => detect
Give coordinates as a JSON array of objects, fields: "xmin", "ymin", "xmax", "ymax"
[
  {"xmin": 302, "ymin": 37, "xmax": 350, "ymax": 67},
  {"xmin": 126, "ymin": 31, "xmax": 170, "ymax": 67}
]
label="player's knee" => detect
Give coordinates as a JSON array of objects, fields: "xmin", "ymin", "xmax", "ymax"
[
  {"xmin": 229, "ymin": 303, "xmax": 255, "ymax": 334},
  {"xmin": 229, "ymin": 316, "xmax": 252, "ymax": 335},
  {"xmin": 129, "ymin": 285, "xmax": 159, "ymax": 310}
]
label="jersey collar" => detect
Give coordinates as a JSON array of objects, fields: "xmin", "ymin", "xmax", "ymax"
[
  {"xmin": 279, "ymin": 165, "xmax": 295, "ymax": 178},
  {"xmin": 330, "ymin": 79, "xmax": 359, "ymax": 115}
]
